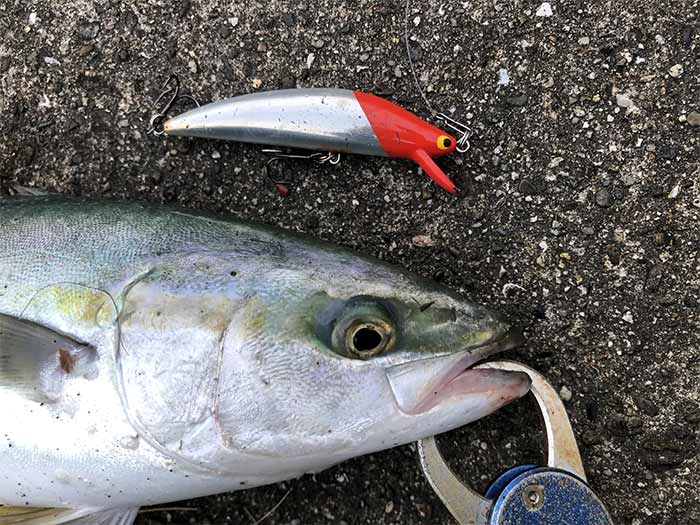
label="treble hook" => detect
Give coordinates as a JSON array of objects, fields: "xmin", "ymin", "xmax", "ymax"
[
  {"xmin": 147, "ymin": 74, "xmax": 200, "ymax": 136},
  {"xmin": 262, "ymin": 149, "xmax": 342, "ymax": 167},
  {"xmin": 261, "ymin": 149, "xmax": 341, "ymax": 197},
  {"xmin": 436, "ymin": 113, "xmax": 472, "ymax": 153}
]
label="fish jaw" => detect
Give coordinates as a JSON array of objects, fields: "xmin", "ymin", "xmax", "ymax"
[{"xmin": 385, "ymin": 328, "xmax": 529, "ymax": 416}]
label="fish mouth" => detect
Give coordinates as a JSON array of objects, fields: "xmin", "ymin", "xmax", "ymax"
[{"xmin": 386, "ymin": 327, "xmax": 529, "ymax": 415}]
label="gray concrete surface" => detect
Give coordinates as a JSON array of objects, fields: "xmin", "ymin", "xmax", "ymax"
[{"xmin": 1, "ymin": 0, "xmax": 699, "ymax": 523}]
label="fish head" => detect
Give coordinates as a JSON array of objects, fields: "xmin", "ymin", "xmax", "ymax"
[{"xmin": 215, "ymin": 253, "xmax": 529, "ymax": 472}]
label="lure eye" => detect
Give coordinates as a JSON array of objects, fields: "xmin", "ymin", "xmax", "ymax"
[{"xmin": 436, "ymin": 135, "xmax": 453, "ymax": 151}]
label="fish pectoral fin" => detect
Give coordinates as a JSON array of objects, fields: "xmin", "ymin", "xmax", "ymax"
[
  {"xmin": 63, "ymin": 508, "xmax": 139, "ymax": 525},
  {"xmin": 9, "ymin": 186, "xmax": 53, "ymax": 196},
  {"xmin": 0, "ymin": 313, "xmax": 97, "ymax": 402},
  {"xmin": 0, "ymin": 507, "xmax": 139, "ymax": 525},
  {"xmin": 0, "ymin": 506, "xmax": 77, "ymax": 525}
]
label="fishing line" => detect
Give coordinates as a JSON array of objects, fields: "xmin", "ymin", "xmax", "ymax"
[
  {"xmin": 403, "ymin": 0, "xmax": 473, "ymax": 152},
  {"xmin": 404, "ymin": 0, "xmax": 439, "ymax": 117}
]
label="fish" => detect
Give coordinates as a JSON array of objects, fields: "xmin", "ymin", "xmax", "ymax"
[
  {"xmin": 0, "ymin": 196, "xmax": 529, "ymax": 524},
  {"xmin": 163, "ymin": 88, "xmax": 461, "ymax": 193}
]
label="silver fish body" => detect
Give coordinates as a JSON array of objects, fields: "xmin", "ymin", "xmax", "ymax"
[
  {"xmin": 163, "ymin": 88, "xmax": 386, "ymax": 155},
  {"xmin": 0, "ymin": 197, "xmax": 528, "ymax": 522}
]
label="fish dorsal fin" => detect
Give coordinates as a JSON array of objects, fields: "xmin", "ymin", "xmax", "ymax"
[
  {"xmin": 0, "ymin": 314, "xmax": 97, "ymax": 402},
  {"xmin": 0, "ymin": 507, "xmax": 138, "ymax": 525}
]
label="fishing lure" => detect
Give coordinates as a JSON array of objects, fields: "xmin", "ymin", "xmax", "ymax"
[{"xmin": 149, "ymin": 77, "xmax": 468, "ymax": 193}]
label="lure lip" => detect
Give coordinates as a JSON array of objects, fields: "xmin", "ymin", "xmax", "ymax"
[{"xmin": 385, "ymin": 327, "xmax": 527, "ymax": 416}]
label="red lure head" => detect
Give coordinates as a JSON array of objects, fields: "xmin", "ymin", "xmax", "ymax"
[{"xmin": 354, "ymin": 91, "xmax": 459, "ymax": 193}]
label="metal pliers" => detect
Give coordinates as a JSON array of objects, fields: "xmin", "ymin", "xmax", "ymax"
[{"xmin": 417, "ymin": 361, "xmax": 614, "ymax": 525}]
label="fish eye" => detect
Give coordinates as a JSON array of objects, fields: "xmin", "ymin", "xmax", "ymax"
[
  {"xmin": 345, "ymin": 319, "xmax": 395, "ymax": 359},
  {"xmin": 436, "ymin": 135, "xmax": 453, "ymax": 151},
  {"xmin": 317, "ymin": 295, "xmax": 398, "ymax": 359}
]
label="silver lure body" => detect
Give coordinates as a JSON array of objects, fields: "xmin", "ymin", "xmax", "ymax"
[
  {"xmin": 0, "ymin": 197, "xmax": 528, "ymax": 518},
  {"xmin": 163, "ymin": 88, "xmax": 386, "ymax": 155}
]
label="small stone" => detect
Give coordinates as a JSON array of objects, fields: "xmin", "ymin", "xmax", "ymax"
[
  {"xmin": 20, "ymin": 145, "xmax": 35, "ymax": 165},
  {"xmin": 669, "ymin": 64, "xmax": 683, "ymax": 77},
  {"xmin": 658, "ymin": 145, "xmax": 677, "ymax": 160},
  {"xmin": 312, "ymin": 39, "xmax": 325, "ymax": 49},
  {"xmin": 635, "ymin": 397, "xmax": 660, "ymax": 417},
  {"xmin": 595, "ymin": 188, "xmax": 613, "ymax": 207},
  {"xmin": 621, "ymin": 173, "xmax": 636, "ymax": 187},
  {"xmin": 188, "ymin": 60, "xmax": 198, "ymax": 74},
  {"xmin": 559, "ymin": 386, "xmax": 573, "ymax": 401},
  {"xmin": 535, "ymin": 2, "xmax": 553, "ymax": 16},
  {"xmin": 176, "ymin": 140, "xmax": 193, "ymax": 154},
  {"xmin": 684, "ymin": 404, "xmax": 700, "ymax": 425},
  {"xmin": 274, "ymin": 183, "xmax": 289, "ymax": 198},
  {"xmin": 413, "ymin": 16, "xmax": 421, "ymax": 26},
  {"xmin": 687, "ymin": 112, "xmax": 700, "ymax": 127},
  {"xmin": 533, "ymin": 304, "xmax": 546, "ymax": 320},
  {"xmin": 616, "ymin": 93, "xmax": 634, "ymax": 108},
  {"xmin": 117, "ymin": 119, "xmax": 129, "ymax": 128},
  {"xmin": 506, "ymin": 93, "xmax": 528, "ymax": 106},
  {"xmin": 78, "ymin": 22, "xmax": 100, "ymax": 40},
  {"xmin": 178, "ymin": 0, "xmax": 191, "ymax": 17},
  {"xmin": 646, "ymin": 264, "xmax": 663, "ymax": 291},
  {"xmin": 279, "ymin": 76, "xmax": 295, "ymax": 89},
  {"xmin": 518, "ymin": 179, "xmax": 537, "ymax": 195},
  {"xmin": 684, "ymin": 295, "xmax": 699, "ymax": 308},
  {"xmin": 257, "ymin": 42, "xmax": 267, "ymax": 52},
  {"xmin": 162, "ymin": 186, "xmax": 177, "ymax": 202},
  {"xmin": 668, "ymin": 183, "xmax": 680, "ymax": 198},
  {"xmin": 497, "ymin": 68, "xmax": 510, "ymax": 86},
  {"xmin": 117, "ymin": 48, "xmax": 129, "ymax": 62},
  {"xmin": 608, "ymin": 414, "xmax": 628, "ymax": 437},
  {"xmin": 252, "ymin": 78, "xmax": 262, "ymax": 89},
  {"xmin": 211, "ymin": 150, "xmax": 221, "ymax": 159},
  {"xmin": 622, "ymin": 311, "xmax": 633, "ymax": 324},
  {"xmin": 412, "ymin": 235, "xmax": 435, "ymax": 248},
  {"xmin": 385, "ymin": 501, "xmax": 394, "ymax": 513},
  {"xmin": 582, "ymin": 226, "xmax": 595, "ymax": 236},
  {"xmin": 393, "ymin": 66, "xmax": 402, "ymax": 78},
  {"xmin": 149, "ymin": 171, "xmax": 162, "ymax": 184},
  {"xmin": 681, "ymin": 25, "xmax": 694, "ymax": 48},
  {"xmin": 578, "ymin": 36, "xmax": 590, "ymax": 45},
  {"xmin": 282, "ymin": 13, "xmax": 295, "ymax": 26},
  {"xmin": 628, "ymin": 416, "xmax": 643, "ymax": 432},
  {"xmin": 653, "ymin": 232, "xmax": 668, "ymax": 246},
  {"xmin": 218, "ymin": 25, "xmax": 232, "ymax": 39}
]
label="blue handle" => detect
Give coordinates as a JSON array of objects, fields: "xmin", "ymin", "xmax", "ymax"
[{"xmin": 485, "ymin": 466, "xmax": 613, "ymax": 525}]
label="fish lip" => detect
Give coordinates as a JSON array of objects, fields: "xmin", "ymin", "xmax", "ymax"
[
  {"xmin": 385, "ymin": 327, "xmax": 525, "ymax": 415},
  {"xmin": 427, "ymin": 326, "xmax": 525, "ymax": 397}
]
